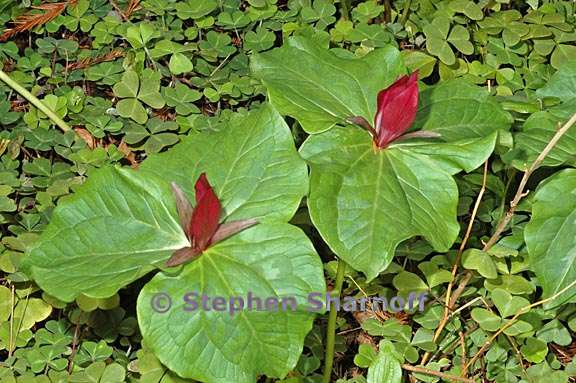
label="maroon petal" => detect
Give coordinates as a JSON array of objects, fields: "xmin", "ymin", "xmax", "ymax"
[
  {"xmin": 166, "ymin": 246, "xmax": 201, "ymax": 267},
  {"xmin": 373, "ymin": 72, "xmax": 419, "ymax": 148},
  {"xmin": 346, "ymin": 116, "xmax": 377, "ymax": 137},
  {"xmin": 190, "ymin": 173, "xmax": 221, "ymax": 252},
  {"xmin": 395, "ymin": 131, "xmax": 441, "ymax": 142},
  {"xmin": 211, "ymin": 219, "xmax": 259, "ymax": 245},
  {"xmin": 170, "ymin": 182, "xmax": 193, "ymax": 239}
]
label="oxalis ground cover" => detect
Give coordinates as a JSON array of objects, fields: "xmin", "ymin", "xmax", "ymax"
[{"xmin": 1, "ymin": 1, "xmax": 576, "ymax": 382}]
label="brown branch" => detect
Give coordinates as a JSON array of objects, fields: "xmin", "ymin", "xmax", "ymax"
[
  {"xmin": 0, "ymin": 0, "xmax": 78, "ymax": 42},
  {"xmin": 483, "ymin": 112, "xmax": 576, "ymax": 251},
  {"xmin": 108, "ymin": 0, "xmax": 127, "ymax": 20},
  {"xmin": 402, "ymin": 364, "xmax": 475, "ymax": 383},
  {"xmin": 67, "ymin": 323, "xmax": 81, "ymax": 373},
  {"xmin": 459, "ymin": 331, "xmax": 467, "ymax": 377}
]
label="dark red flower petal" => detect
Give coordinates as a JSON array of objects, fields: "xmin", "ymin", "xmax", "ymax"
[
  {"xmin": 373, "ymin": 72, "xmax": 419, "ymax": 148},
  {"xmin": 190, "ymin": 173, "xmax": 221, "ymax": 252}
]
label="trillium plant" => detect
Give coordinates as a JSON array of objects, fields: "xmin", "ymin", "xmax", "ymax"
[
  {"xmin": 167, "ymin": 173, "xmax": 258, "ymax": 267},
  {"xmin": 22, "ymin": 36, "xmax": 575, "ymax": 383}
]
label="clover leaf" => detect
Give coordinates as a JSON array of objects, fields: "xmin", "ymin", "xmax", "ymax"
[
  {"xmin": 162, "ymin": 82, "xmax": 202, "ymax": 116},
  {"xmin": 124, "ymin": 117, "xmax": 180, "ymax": 154},
  {"xmin": 423, "ymin": 16, "xmax": 474, "ymax": 65},
  {"xmin": 477, "ymin": 10, "xmax": 530, "ymax": 46},
  {"xmin": 175, "ymin": 0, "xmax": 218, "ymax": 20},
  {"xmin": 125, "ymin": 22, "xmax": 160, "ymax": 49},
  {"xmin": 113, "ymin": 69, "xmax": 165, "ymax": 124}
]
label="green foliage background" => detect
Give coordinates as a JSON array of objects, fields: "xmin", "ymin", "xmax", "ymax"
[{"xmin": 1, "ymin": 0, "xmax": 576, "ymax": 382}]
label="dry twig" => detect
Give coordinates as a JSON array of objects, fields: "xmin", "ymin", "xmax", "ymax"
[
  {"xmin": 402, "ymin": 364, "xmax": 475, "ymax": 383},
  {"xmin": 483, "ymin": 112, "xmax": 576, "ymax": 250}
]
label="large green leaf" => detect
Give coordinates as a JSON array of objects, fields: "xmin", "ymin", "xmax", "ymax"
[
  {"xmin": 250, "ymin": 36, "xmax": 404, "ymax": 134},
  {"xmin": 140, "ymin": 104, "xmax": 308, "ymax": 222},
  {"xmin": 536, "ymin": 61, "xmax": 576, "ymax": 103},
  {"xmin": 525, "ymin": 169, "xmax": 576, "ymax": 307},
  {"xmin": 513, "ymin": 102, "xmax": 576, "ymax": 169},
  {"xmin": 22, "ymin": 104, "xmax": 309, "ymax": 301},
  {"xmin": 300, "ymin": 80, "xmax": 510, "ymax": 280},
  {"xmin": 22, "ymin": 167, "xmax": 189, "ymax": 302},
  {"xmin": 514, "ymin": 63, "xmax": 576, "ymax": 170},
  {"xmin": 137, "ymin": 223, "xmax": 325, "ymax": 383},
  {"xmin": 412, "ymin": 80, "xmax": 513, "ymax": 141}
]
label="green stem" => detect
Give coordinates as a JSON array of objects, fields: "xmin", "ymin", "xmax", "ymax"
[
  {"xmin": 400, "ymin": 0, "xmax": 413, "ymax": 25},
  {"xmin": 322, "ymin": 258, "xmax": 346, "ymax": 383},
  {"xmin": 340, "ymin": 0, "xmax": 350, "ymax": 20},
  {"xmin": 0, "ymin": 69, "xmax": 71, "ymax": 132}
]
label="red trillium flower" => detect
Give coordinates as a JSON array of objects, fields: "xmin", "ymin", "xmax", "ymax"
[
  {"xmin": 166, "ymin": 173, "xmax": 258, "ymax": 267},
  {"xmin": 348, "ymin": 71, "xmax": 438, "ymax": 149},
  {"xmin": 373, "ymin": 71, "xmax": 419, "ymax": 148}
]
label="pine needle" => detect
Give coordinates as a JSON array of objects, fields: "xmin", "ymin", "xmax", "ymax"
[
  {"xmin": 124, "ymin": 0, "xmax": 141, "ymax": 18},
  {"xmin": 0, "ymin": 0, "xmax": 78, "ymax": 42},
  {"xmin": 66, "ymin": 49, "xmax": 125, "ymax": 70}
]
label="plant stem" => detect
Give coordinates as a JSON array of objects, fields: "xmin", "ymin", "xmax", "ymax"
[
  {"xmin": 322, "ymin": 258, "xmax": 346, "ymax": 383},
  {"xmin": 400, "ymin": 0, "xmax": 413, "ymax": 25},
  {"xmin": 0, "ymin": 69, "xmax": 71, "ymax": 132},
  {"xmin": 383, "ymin": 0, "xmax": 392, "ymax": 23},
  {"xmin": 340, "ymin": 0, "xmax": 350, "ymax": 20}
]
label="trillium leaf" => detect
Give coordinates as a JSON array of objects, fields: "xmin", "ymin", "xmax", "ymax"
[
  {"xmin": 137, "ymin": 223, "xmax": 325, "ymax": 383},
  {"xmin": 514, "ymin": 64, "xmax": 576, "ymax": 169},
  {"xmin": 513, "ymin": 102, "xmax": 576, "ymax": 169},
  {"xmin": 536, "ymin": 61, "xmax": 576, "ymax": 103},
  {"xmin": 300, "ymin": 80, "xmax": 510, "ymax": 280},
  {"xmin": 140, "ymin": 104, "xmax": 308, "ymax": 222},
  {"xmin": 22, "ymin": 167, "xmax": 189, "ymax": 302},
  {"xmin": 250, "ymin": 36, "xmax": 405, "ymax": 134},
  {"xmin": 412, "ymin": 80, "xmax": 513, "ymax": 141},
  {"xmin": 525, "ymin": 169, "xmax": 576, "ymax": 308}
]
